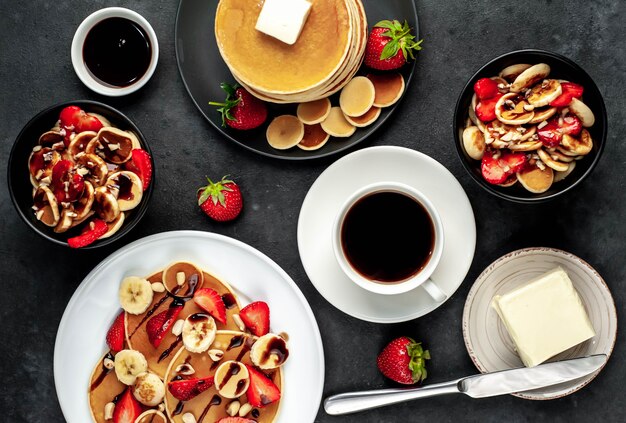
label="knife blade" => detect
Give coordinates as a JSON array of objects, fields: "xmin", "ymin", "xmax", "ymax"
[{"xmin": 324, "ymin": 354, "xmax": 607, "ymax": 415}]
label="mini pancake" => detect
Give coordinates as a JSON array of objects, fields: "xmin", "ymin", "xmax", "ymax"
[
  {"xmin": 266, "ymin": 115, "xmax": 305, "ymax": 150},
  {"xmin": 344, "ymin": 106, "xmax": 381, "ymax": 128},
  {"xmin": 99, "ymin": 212, "xmax": 125, "ymax": 239},
  {"xmin": 126, "ymin": 270, "xmax": 241, "ymax": 378},
  {"xmin": 164, "ymin": 331, "xmax": 282, "ymax": 423},
  {"xmin": 297, "ymin": 98, "xmax": 332, "ymax": 125},
  {"xmin": 554, "ymin": 161, "xmax": 576, "ymax": 182},
  {"xmin": 88, "ymin": 352, "xmax": 126, "ymax": 423},
  {"xmin": 339, "ymin": 76, "xmax": 375, "ymax": 117},
  {"xmin": 136, "ymin": 410, "xmax": 168, "ymax": 423},
  {"xmin": 367, "ymin": 73, "xmax": 405, "ymax": 107},
  {"xmin": 163, "ymin": 261, "xmax": 205, "ymax": 297},
  {"xmin": 321, "ymin": 107, "xmax": 356, "ymax": 137},
  {"xmin": 298, "ymin": 124, "xmax": 330, "ymax": 151},
  {"xmin": 517, "ymin": 165, "xmax": 554, "ymax": 193}
]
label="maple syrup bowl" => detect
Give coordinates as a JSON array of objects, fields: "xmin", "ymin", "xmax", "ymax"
[
  {"xmin": 71, "ymin": 7, "xmax": 159, "ymax": 96},
  {"xmin": 332, "ymin": 182, "xmax": 447, "ymax": 299}
]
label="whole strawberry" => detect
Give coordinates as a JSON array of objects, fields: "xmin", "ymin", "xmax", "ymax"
[
  {"xmin": 209, "ymin": 83, "xmax": 268, "ymax": 130},
  {"xmin": 377, "ymin": 337, "xmax": 430, "ymax": 385},
  {"xmin": 364, "ymin": 20, "xmax": 423, "ymax": 71},
  {"xmin": 197, "ymin": 176, "xmax": 243, "ymax": 222}
]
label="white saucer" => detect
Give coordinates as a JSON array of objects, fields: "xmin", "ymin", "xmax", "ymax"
[{"xmin": 297, "ymin": 146, "xmax": 476, "ymax": 323}]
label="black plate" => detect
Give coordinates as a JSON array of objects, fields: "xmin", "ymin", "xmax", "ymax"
[
  {"xmin": 175, "ymin": 0, "xmax": 418, "ymax": 160},
  {"xmin": 7, "ymin": 100, "xmax": 155, "ymax": 248}
]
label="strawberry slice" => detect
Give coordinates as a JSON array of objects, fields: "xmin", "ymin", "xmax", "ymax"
[
  {"xmin": 239, "ymin": 301, "xmax": 270, "ymax": 337},
  {"xmin": 537, "ymin": 118, "xmax": 562, "ymax": 147},
  {"xmin": 123, "ymin": 149, "xmax": 153, "ymax": 190},
  {"xmin": 245, "ymin": 365, "xmax": 281, "ymax": 407},
  {"xmin": 112, "ymin": 388, "xmax": 143, "ymax": 423},
  {"xmin": 475, "ymin": 93, "xmax": 503, "ymax": 122},
  {"xmin": 67, "ymin": 218, "xmax": 108, "ymax": 248},
  {"xmin": 59, "ymin": 105, "xmax": 104, "ymax": 146},
  {"xmin": 216, "ymin": 418, "xmax": 256, "ymax": 423},
  {"xmin": 481, "ymin": 151, "xmax": 508, "ymax": 185},
  {"xmin": 106, "ymin": 311, "xmax": 125, "ymax": 353},
  {"xmin": 549, "ymin": 82, "xmax": 584, "ymax": 108},
  {"xmin": 193, "ymin": 288, "xmax": 227, "ymax": 324},
  {"xmin": 51, "ymin": 160, "xmax": 85, "ymax": 203},
  {"xmin": 560, "ymin": 115, "xmax": 583, "ymax": 136},
  {"xmin": 168, "ymin": 376, "xmax": 214, "ymax": 401},
  {"xmin": 146, "ymin": 304, "xmax": 184, "ymax": 348},
  {"xmin": 473, "ymin": 78, "xmax": 500, "ymax": 100},
  {"xmin": 499, "ymin": 152, "xmax": 527, "ymax": 174}
]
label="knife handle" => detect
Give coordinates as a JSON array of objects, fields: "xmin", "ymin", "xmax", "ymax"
[{"xmin": 324, "ymin": 380, "xmax": 461, "ymax": 415}]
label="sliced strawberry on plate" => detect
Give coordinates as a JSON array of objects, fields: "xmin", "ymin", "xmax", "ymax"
[
  {"xmin": 146, "ymin": 304, "xmax": 184, "ymax": 348},
  {"xmin": 475, "ymin": 93, "xmax": 503, "ymax": 122},
  {"xmin": 239, "ymin": 301, "xmax": 270, "ymax": 337},
  {"xmin": 499, "ymin": 152, "xmax": 527, "ymax": 174},
  {"xmin": 123, "ymin": 149, "xmax": 153, "ymax": 190},
  {"xmin": 245, "ymin": 365, "xmax": 281, "ymax": 407},
  {"xmin": 193, "ymin": 288, "xmax": 227, "ymax": 324},
  {"xmin": 481, "ymin": 150, "xmax": 508, "ymax": 185},
  {"xmin": 67, "ymin": 218, "xmax": 108, "ymax": 248},
  {"xmin": 549, "ymin": 82, "xmax": 584, "ymax": 108},
  {"xmin": 106, "ymin": 311, "xmax": 126, "ymax": 353},
  {"xmin": 168, "ymin": 376, "xmax": 214, "ymax": 401},
  {"xmin": 216, "ymin": 418, "xmax": 256, "ymax": 423},
  {"xmin": 473, "ymin": 77, "xmax": 500, "ymax": 100},
  {"xmin": 112, "ymin": 388, "xmax": 143, "ymax": 423}
]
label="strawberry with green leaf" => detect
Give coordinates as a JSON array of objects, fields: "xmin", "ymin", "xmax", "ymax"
[
  {"xmin": 209, "ymin": 83, "xmax": 268, "ymax": 130},
  {"xmin": 197, "ymin": 176, "xmax": 243, "ymax": 222},
  {"xmin": 377, "ymin": 337, "xmax": 430, "ymax": 384},
  {"xmin": 364, "ymin": 20, "xmax": 423, "ymax": 71}
]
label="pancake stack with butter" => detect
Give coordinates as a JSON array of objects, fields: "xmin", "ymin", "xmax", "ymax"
[{"xmin": 215, "ymin": 0, "xmax": 368, "ymax": 103}]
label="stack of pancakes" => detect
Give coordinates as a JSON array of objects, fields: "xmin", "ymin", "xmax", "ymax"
[{"xmin": 215, "ymin": 0, "xmax": 368, "ymax": 104}]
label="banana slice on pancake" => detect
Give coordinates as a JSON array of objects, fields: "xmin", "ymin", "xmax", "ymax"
[
  {"xmin": 182, "ymin": 313, "xmax": 217, "ymax": 353},
  {"xmin": 344, "ymin": 107, "xmax": 381, "ymax": 128},
  {"xmin": 554, "ymin": 161, "xmax": 577, "ymax": 182},
  {"xmin": 133, "ymin": 372, "xmax": 166, "ymax": 406},
  {"xmin": 266, "ymin": 115, "xmax": 305, "ymax": 150},
  {"xmin": 367, "ymin": 73, "xmax": 405, "ymax": 108},
  {"xmin": 529, "ymin": 106, "xmax": 557, "ymax": 124},
  {"xmin": 250, "ymin": 333, "xmax": 289, "ymax": 370},
  {"xmin": 561, "ymin": 129, "xmax": 593, "ymax": 155},
  {"xmin": 462, "ymin": 126, "xmax": 486, "ymax": 160},
  {"xmin": 215, "ymin": 360, "xmax": 250, "ymax": 399},
  {"xmin": 114, "ymin": 349, "xmax": 148, "ymax": 385},
  {"xmin": 297, "ymin": 98, "xmax": 331, "ymax": 125},
  {"xmin": 297, "ymin": 123, "xmax": 330, "ymax": 151},
  {"xmin": 527, "ymin": 79, "xmax": 562, "ymax": 108},
  {"xmin": 568, "ymin": 98, "xmax": 595, "ymax": 127},
  {"xmin": 537, "ymin": 148, "xmax": 570, "ymax": 172},
  {"xmin": 106, "ymin": 171, "xmax": 143, "ymax": 211},
  {"xmin": 32, "ymin": 185, "xmax": 60, "ymax": 227},
  {"xmin": 510, "ymin": 63, "xmax": 551, "ymax": 93},
  {"xmin": 321, "ymin": 107, "xmax": 356, "ymax": 137},
  {"xmin": 94, "ymin": 186, "xmax": 120, "ymax": 222},
  {"xmin": 499, "ymin": 64, "xmax": 532, "ymax": 82},
  {"xmin": 119, "ymin": 276, "xmax": 154, "ymax": 315},
  {"xmin": 339, "ymin": 76, "xmax": 375, "ymax": 117},
  {"xmin": 495, "ymin": 93, "xmax": 534, "ymax": 125},
  {"xmin": 517, "ymin": 165, "xmax": 554, "ymax": 193}
]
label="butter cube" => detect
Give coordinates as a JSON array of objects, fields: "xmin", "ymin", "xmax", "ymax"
[
  {"xmin": 255, "ymin": 0, "xmax": 312, "ymax": 45},
  {"xmin": 491, "ymin": 267, "xmax": 595, "ymax": 367}
]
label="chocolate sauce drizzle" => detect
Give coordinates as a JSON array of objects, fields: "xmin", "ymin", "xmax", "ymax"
[
  {"xmin": 158, "ymin": 335, "xmax": 182, "ymax": 362},
  {"xmin": 198, "ymin": 394, "xmax": 222, "ymax": 423},
  {"xmin": 89, "ymin": 351, "xmax": 114, "ymax": 392}
]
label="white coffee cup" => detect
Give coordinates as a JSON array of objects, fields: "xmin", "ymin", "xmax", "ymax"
[{"xmin": 332, "ymin": 182, "xmax": 447, "ymax": 301}]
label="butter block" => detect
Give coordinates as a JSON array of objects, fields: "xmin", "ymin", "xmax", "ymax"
[
  {"xmin": 491, "ymin": 267, "xmax": 595, "ymax": 367},
  {"xmin": 255, "ymin": 0, "xmax": 312, "ymax": 45}
]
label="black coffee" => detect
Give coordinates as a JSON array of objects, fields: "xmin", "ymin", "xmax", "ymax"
[{"xmin": 341, "ymin": 191, "xmax": 435, "ymax": 283}]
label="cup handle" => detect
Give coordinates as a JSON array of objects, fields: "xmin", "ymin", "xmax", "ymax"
[{"xmin": 421, "ymin": 279, "xmax": 447, "ymax": 303}]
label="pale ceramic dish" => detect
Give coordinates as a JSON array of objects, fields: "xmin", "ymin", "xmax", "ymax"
[
  {"xmin": 297, "ymin": 146, "xmax": 476, "ymax": 323},
  {"xmin": 462, "ymin": 247, "xmax": 617, "ymax": 400},
  {"xmin": 54, "ymin": 231, "xmax": 324, "ymax": 422}
]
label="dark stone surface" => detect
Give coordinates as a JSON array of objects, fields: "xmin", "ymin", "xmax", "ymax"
[{"xmin": 0, "ymin": 1, "xmax": 624, "ymax": 422}]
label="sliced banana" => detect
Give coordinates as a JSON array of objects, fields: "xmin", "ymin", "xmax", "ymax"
[
  {"xmin": 76, "ymin": 153, "xmax": 108, "ymax": 186},
  {"xmin": 73, "ymin": 181, "xmax": 95, "ymax": 221},
  {"xmin": 537, "ymin": 148, "xmax": 570, "ymax": 172},
  {"xmin": 114, "ymin": 349, "xmax": 148, "ymax": 385},
  {"xmin": 94, "ymin": 186, "xmax": 120, "ymax": 222},
  {"xmin": 527, "ymin": 79, "xmax": 562, "ymax": 108},
  {"xmin": 68, "ymin": 131, "xmax": 97, "ymax": 160},
  {"xmin": 119, "ymin": 276, "xmax": 153, "ymax": 315},
  {"xmin": 133, "ymin": 372, "xmax": 165, "ymax": 406},
  {"xmin": 32, "ymin": 185, "xmax": 60, "ymax": 227},
  {"xmin": 499, "ymin": 64, "xmax": 532, "ymax": 82},
  {"xmin": 510, "ymin": 63, "xmax": 551, "ymax": 93},
  {"xmin": 529, "ymin": 106, "xmax": 557, "ymax": 124},
  {"xmin": 462, "ymin": 126, "xmax": 485, "ymax": 160},
  {"xmin": 554, "ymin": 161, "xmax": 576, "ymax": 182},
  {"xmin": 517, "ymin": 165, "xmax": 554, "ymax": 194},
  {"xmin": 106, "ymin": 171, "xmax": 143, "ymax": 211},
  {"xmin": 182, "ymin": 313, "xmax": 216, "ymax": 353},
  {"xmin": 561, "ymin": 129, "xmax": 593, "ymax": 155},
  {"xmin": 215, "ymin": 361, "xmax": 250, "ymax": 399},
  {"xmin": 250, "ymin": 333, "xmax": 290, "ymax": 370},
  {"xmin": 99, "ymin": 212, "xmax": 125, "ymax": 239},
  {"xmin": 568, "ymin": 98, "xmax": 595, "ymax": 127},
  {"xmin": 495, "ymin": 93, "xmax": 534, "ymax": 125},
  {"xmin": 54, "ymin": 209, "xmax": 76, "ymax": 233}
]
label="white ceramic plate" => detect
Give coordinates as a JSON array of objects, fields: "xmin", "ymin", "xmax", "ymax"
[
  {"xmin": 297, "ymin": 146, "xmax": 476, "ymax": 323},
  {"xmin": 54, "ymin": 231, "xmax": 324, "ymax": 422},
  {"xmin": 463, "ymin": 247, "xmax": 617, "ymax": 400}
]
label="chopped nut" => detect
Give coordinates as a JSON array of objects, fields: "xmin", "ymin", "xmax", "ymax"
[
  {"xmin": 176, "ymin": 272, "xmax": 186, "ymax": 286},
  {"xmin": 104, "ymin": 402, "xmax": 115, "ymax": 420},
  {"xmin": 75, "ymin": 151, "xmax": 85, "ymax": 158},
  {"xmin": 158, "ymin": 403, "xmax": 165, "ymax": 412},
  {"xmin": 239, "ymin": 403, "xmax": 253, "ymax": 417},
  {"xmin": 172, "ymin": 319, "xmax": 185, "ymax": 337},
  {"xmin": 103, "ymin": 357, "xmax": 114, "ymax": 370},
  {"xmin": 176, "ymin": 363, "xmax": 196, "ymax": 376},
  {"xmin": 558, "ymin": 117, "xmax": 564, "ymax": 126},
  {"xmin": 500, "ymin": 132, "xmax": 514, "ymax": 142},
  {"xmin": 76, "ymin": 167, "xmax": 90, "ymax": 177},
  {"xmin": 562, "ymin": 108, "xmax": 570, "ymax": 116},
  {"xmin": 523, "ymin": 104, "xmax": 535, "ymax": 111},
  {"xmin": 151, "ymin": 282, "xmax": 165, "ymax": 293},
  {"xmin": 32, "ymin": 145, "xmax": 42, "ymax": 152},
  {"xmin": 182, "ymin": 413, "xmax": 197, "ymax": 423},
  {"xmin": 52, "ymin": 141, "xmax": 65, "ymax": 150},
  {"xmin": 108, "ymin": 143, "xmax": 121, "ymax": 151},
  {"xmin": 208, "ymin": 349, "xmax": 224, "ymax": 362},
  {"xmin": 536, "ymin": 161, "xmax": 546, "ymax": 170},
  {"xmin": 516, "ymin": 126, "xmax": 526, "ymax": 132},
  {"xmin": 35, "ymin": 169, "xmax": 44, "ymax": 179},
  {"xmin": 537, "ymin": 121, "xmax": 548, "ymax": 129},
  {"xmin": 227, "ymin": 400, "xmax": 241, "ymax": 416},
  {"xmin": 35, "ymin": 209, "xmax": 44, "ymax": 220},
  {"xmin": 40, "ymin": 176, "xmax": 52, "ymax": 185},
  {"xmin": 232, "ymin": 314, "xmax": 245, "ymax": 331}
]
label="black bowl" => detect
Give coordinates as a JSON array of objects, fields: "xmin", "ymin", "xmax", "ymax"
[
  {"xmin": 7, "ymin": 100, "xmax": 155, "ymax": 248},
  {"xmin": 453, "ymin": 49, "xmax": 607, "ymax": 203}
]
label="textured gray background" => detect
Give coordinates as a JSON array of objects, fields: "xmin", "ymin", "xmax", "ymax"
[{"xmin": 0, "ymin": 1, "xmax": 624, "ymax": 422}]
